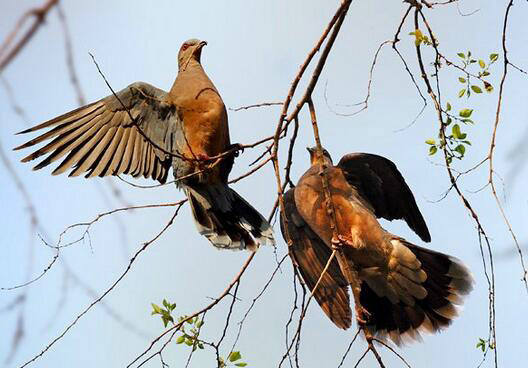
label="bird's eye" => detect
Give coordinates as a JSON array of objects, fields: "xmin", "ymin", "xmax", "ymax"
[{"xmin": 181, "ymin": 43, "xmax": 189, "ymax": 51}]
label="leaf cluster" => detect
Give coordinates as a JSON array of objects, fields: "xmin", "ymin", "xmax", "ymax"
[
  {"xmin": 426, "ymin": 51, "xmax": 499, "ymax": 163},
  {"xmin": 150, "ymin": 299, "xmax": 249, "ymax": 366}
]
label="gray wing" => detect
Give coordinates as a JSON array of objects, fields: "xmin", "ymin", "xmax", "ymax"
[
  {"xmin": 337, "ymin": 153, "xmax": 431, "ymax": 242},
  {"xmin": 280, "ymin": 189, "xmax": 352, "ymax": 329},
  {"xmin": 14, "ymin": 82, "xmax": 181, "ymax": 183}
]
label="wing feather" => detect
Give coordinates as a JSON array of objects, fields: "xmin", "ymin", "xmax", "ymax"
[
  {"xmin": 14, "ymin": 102, "xmax": 104, "ymax": 149},
  {"xmin": 129, "ymin": 133, "xmax": 144, "ymax": 177},
  {"xmin": 98, "ymin": 126, "xmax": 125, "ymax": 177},
  {"xmin": 85, "ymin": 126, "xmax": 120, "ymax": 178},
  {"xmin": 117, "ymin": 127, "xmax": 136, "ymax": 175},
  {"xmin": 68, "ymin": 120, "xmax": 115, "ymax": 177},
  {"xmin": 337, "ymin": 153, "xmax": 430, "ymax": 242},
  {"xmin": 34, "ymin": 113, "xmax": 110, "ymax": 172},
  {"xmin": 280, "ymin": 189, "xmax": 352, "ymax": 329},
  {"xmin": 21, "ymin": 109, "xmax": 107, "ymax": 164},
  {"xmin": 16, "ymin": 82, "xmax": 179, "ymax": 183}
]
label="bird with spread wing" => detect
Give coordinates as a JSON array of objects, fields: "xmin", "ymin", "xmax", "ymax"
[
  {"xmin": 280, "ymin": 147, "xmax": 472, "ymax": 344},
  {"xmin": 14, "ymin": 38, "xmax": 274, "ymax": 250}
]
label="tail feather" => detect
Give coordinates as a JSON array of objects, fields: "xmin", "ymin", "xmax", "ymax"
[
  {"xmin": 185, "ymin": 184, "xmax": 274, "ymax": 250},
  {"xmin": 360, "ymin": 238, "xmax": 473, "ymax": 345}
]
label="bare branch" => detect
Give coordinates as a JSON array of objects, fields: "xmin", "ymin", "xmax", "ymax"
[
  {"xmin": 229, "ymin": 101, "xmax": 283, "ymax": 112},
  {"xmin": 20, "ymin": 205, "xmax": 184, "ymax": 368},
  {"xmin": 487, "ymin": 0, "xmax": 527, "ymax": 292},
  {"xmin": 0, "ymin": 0, "xmax": 59, "ymax": 72}
]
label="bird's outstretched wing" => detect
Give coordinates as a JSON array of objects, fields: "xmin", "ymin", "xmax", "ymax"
[
  {"xmin": 337, "ymin": 153, "xmax": 431, "ymax": 242},
  {"xmin": 15, "ymin": 82, "xmax": 182, "ymax": 183},
  {"xmin": 280, "ymin": 189, "xmax": 352, "ymax": 329}
]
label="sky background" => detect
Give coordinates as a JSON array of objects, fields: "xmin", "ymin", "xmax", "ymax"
[{"xmin": 1, "ymin": 0, "xmax": 528, "ymax": 367}]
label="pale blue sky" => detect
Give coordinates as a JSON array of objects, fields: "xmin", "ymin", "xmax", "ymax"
[{"xmin": 1, "ymin": 1, "xmax": 527, "ymax": 367}]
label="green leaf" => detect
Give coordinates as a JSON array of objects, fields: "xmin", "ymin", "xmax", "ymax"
[
  {"xmin": 425, "ymin": 139, "xmax": 436, "ymax": 145},
  {"xmin": 490, "ymin": 53, "xmax": 499, "ymax": 62},
  {"xmin": 235, "ymin": 364, "xmax": 248, "ymax": 367},
  {"xmin": 429, "ymin": 146, "xmax": 438, "ymax": 156},
  {"xmin": 459, "ymin": 109, "xmax": 473, "ymax": 118},
  {"xmin": 482, "ymin": 71, "xmax": 490, "ymax": 76},
  {"xmin": 176, "ymin": 336, "xmax": 185, "ymax": 344},
  {"xmin": 411, "ymin": 29, "xmax": 424, "ymax": 46},
  {"xmin": 458, "ymin": 89, "xmax": 466, "ymax": 98},
  {"xmin": 455, "ymin": 144, "xmax": 466, "ymax": 155},
  {"xmin": 458, "ymin": 77, "xmax": 466, "ymax": 83},
  {"xmin": 457, "ymin": 52, "xmax": 466, "ymax": 59},
  {"xmin": 162, "ymin": 315, "xmax": 174, "ymax": 328},
  {"xmin": 229, "ymin": 351, "xmax": 242, "ymax": 362},
  {"xmin": 471, "ymin": 85, "xmax": 483, "ymax": 93},
  {"xmin": 151, "ymin": 303, "xmax": 162, "ymax": 315},
  {"xmin": 484, "ymin": 81, "xmax": 493, "ymax": 93},
  {"xmin": 446, "ymin": 102, "xmax": 452, "ymax": 111},
  {"xmin": 461, "ymin": 118, "xmax": 474, "ymax": 124},
  {"xmin": 446, "ymin": 117, "xmax": 452, "ymax": 125},
  {"xmin": 478, "ymin": 59, "xmax": 486, "ymax": 68},
  {"xmin": 452, "ymin": 124, "xmax": 462, "ymax": 139},
  {"xmin": 476, "ymin": 338, "xmax": 486, "ymax": 352}
]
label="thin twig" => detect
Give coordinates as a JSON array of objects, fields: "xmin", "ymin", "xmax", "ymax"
[
  {"xmin": 229, "ymin": 102, "xmax": 283, "ymax": 112},
  {"xmin": 0, "ymin": 0, "xmax": 59, "ymax": 71},
  {"xmin": 20, "ymin": 205, "xmax": 184, "ymax": 368}
]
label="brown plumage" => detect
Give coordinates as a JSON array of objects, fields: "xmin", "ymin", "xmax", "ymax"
[
  {"xmin": 14, "ymin": 39, "xmax": 274, "ymax": 250},
  {"xmin": 280, "ymin": 147, "xmax": 472, "ymax": 344}
]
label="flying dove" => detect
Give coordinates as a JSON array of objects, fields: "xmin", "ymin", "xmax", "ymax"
[
  {"xmin": 280, "ymin": 147, "xmax": 472, "ymax": 344},
  {"xmin": 15, "ymin": 38, "xmax": 274, "ymax": 250}
]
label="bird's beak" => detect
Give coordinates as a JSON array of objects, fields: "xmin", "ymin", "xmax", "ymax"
[
  {"xmin": 198, "ymin": 41, "xmax": 208, "ymax": 48},
  {"xmin": 306, "ymin": 147, "xmax": 315, "ymax": 154}
]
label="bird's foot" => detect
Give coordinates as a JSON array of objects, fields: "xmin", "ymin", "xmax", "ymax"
[
  {"xmin": 355, "ymin": 304, "xmax": 371, "ymax": 326},
  {"xmin": 331, "ymin": 234, "xmax": 353, "ymax": 249},
  {"xmin": 229, "ymin": 143, "xmax": 244, "ymax": 157},
  {"xmin": 196, "ymin": 153, "xmax": 211, "ymax": 162}
]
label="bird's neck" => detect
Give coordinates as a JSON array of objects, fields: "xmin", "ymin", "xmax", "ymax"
[
  {"xmin": 310, "ymin": 155, "xmax": 332, "ymax": 167},
  {"xmin": 169, "ymin": 61, "xmax": 218, "ymax": 102},
  {"xmin": 177, "ymin": 58, "xmax": 203, "ymax": 73}
]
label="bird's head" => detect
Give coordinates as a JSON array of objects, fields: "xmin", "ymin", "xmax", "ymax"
[
  {"xmin": 307, "ymin": 146, "xmax": 333, "ymax": 166},
  {"xmin": 178, "ymin": 39, "xmax": 207, "ymax": 70}
]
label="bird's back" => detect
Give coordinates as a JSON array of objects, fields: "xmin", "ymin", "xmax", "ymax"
[{"xmin": 295, "ymin": 165, "xmax": 390, "ymax": 266}]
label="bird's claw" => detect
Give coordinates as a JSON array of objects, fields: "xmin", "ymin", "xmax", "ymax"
[
  {"xmin": 355, "ymin": 305, "xmax": 371, "ymax": 326},
  {"xmin": 331, "ymin": 234, "xmax": 351, "ymax": 249},
  {"xmin": 231, "ymin": 143, "xmax": 244, "ymax": 157},
  {"xmin": 196, "ymin": 153, "xmax": 211, "ymax": 162}
]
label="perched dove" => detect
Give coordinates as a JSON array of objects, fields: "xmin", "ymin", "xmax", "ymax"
[
  {"xmin": 15, "ymin": 38, "xmax": 274, "ymax": 250},
  {"xmin": 280, "ymin": 147, "xmax": 472, "ymax": 344}
]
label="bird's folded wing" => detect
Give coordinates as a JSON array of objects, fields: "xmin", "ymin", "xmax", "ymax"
[
  {"xmin": 337, "ymin": 153, "xmax": 431, "ymax": 242},
  {"xmin": 280, "ymin": 189, "xmax": 352, "ymax": 329},
  {"xmin": 14, "ymin": 82, "xmax": 182, "ymax": 183}
]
